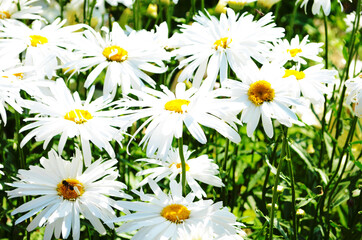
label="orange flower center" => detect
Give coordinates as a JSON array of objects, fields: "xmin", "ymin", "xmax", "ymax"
[
  {"xmin": 103, "ymin": 46, "xmax": 128, "ymax": 62},
  {"xmin": 170, "ymin": 163, "xmax": 190, "ymax": 171},
  {"xmin": 283, "ymin": 69, "xmax": 305, "ymax": 80},
  {"xmin": 161, "ymin": 204, "xmax": 190, "ymax": 223},
  {"xmin": 0, "ymin": 11, "xmax": 10, "ymax": 19},
  {"xmin": 287, "ymin": 48, "xmax": 302, "ymax": 57},
  {"xmin": 164, "ymin": 99, "xmax": 190, "ymax": 113},
  {"xmin": 213, "ymin": 37, "xmax": 232, "ymax": 50},
  {"xmin": 29, "ymin": 35, "xmax": 48, "ymax": 47},
  {"xmin": 57, "ymin": 179, "xmax": 84, "ymax": 200},
  {"xmin": 64, "ymin": 109, "xmax": 93, "ymax": 124},
  {"xmin": 248, "ymin": 80, "xmax": 275, "ymax": 106}
]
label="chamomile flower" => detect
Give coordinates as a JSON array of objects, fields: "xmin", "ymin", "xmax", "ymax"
[
  {"xmin": 345, "ymin": 74, "xmax": 362, "ymax": 117},
  {"xmin": 114, "ymin": 180, "xmax": 243, "ymax": 240},
  {"xmin": 297, "ymin": 0, "xmax": 342, "ymax": 16},
  {"xmin": 20, "ymin": 79, "xmax": 126, "ymax": 166},
  {"xmin": 7, "ymin": 148, "xmax": 131, "ymax": 240},
  {"xmin": 0, "ymin": 0, "xmax": 43, "ymax": 21},
  {"xmin": 282, "ymin": 64, "xmax": 337, "ymax": 105},
  {"xmin": 120, "ymin": 82, "xmax": 241, "ymax": 160},
  {"xmin": 65, "ymin": 22, "xmax": 169, "ymax": 96},
  {"xmin": 269, "ymin": 35, "xmax": 323, "ymax": 66},
  {"xmin": 172, "ymin": 8, "xmax": 284, "ymax": 88},
  {"xmin": 0, "ymin": 19, "xmax": 84, "ymax": 78},
  {"xmin": 136, "ymin": 145, "xmax": 224, "ymax": 199},
  {"xmin": 224, "ymin": 62, "xmax": 300, "ymax": 138},
  {"xmin": 0, "ymin": 75, "xmax": 23, "ymax": 125}
]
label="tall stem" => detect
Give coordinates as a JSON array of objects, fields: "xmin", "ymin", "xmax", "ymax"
[
  {"xmin": 287, "ymin": 3, "xmax": 298, "ymax": 40},
  {"xmin": 286, "ymin": 142, "xmax": 297, "ymax": 240},
  {"xmin": 178, "ymin": 137, "xmax": 187, "ymax": 196},
  {"xmin": 268, "ymin": 127, "xmax": 288, "ymax": 240}
]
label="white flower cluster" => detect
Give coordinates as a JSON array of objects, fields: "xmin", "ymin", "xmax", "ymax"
[{"xmin": 1, "ymin": 1, "xmax": 354, "ymax": 239}]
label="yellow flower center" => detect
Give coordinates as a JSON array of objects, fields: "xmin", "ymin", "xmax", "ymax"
[
  {"xmin": 13, "ymin": 73, "xmax": 24, "ymax": 79},
  {"xmin": 170, "ymin": 163, "xmax": 190, "ymax": 171},
  {"xmin": 287, "ymin": 48, "xmax": 302, "ymax": 57},
  {"xmin": 283, "ymin": 69, "xmax": 305, "ymax": 80},
  {"xmin": 164, "ymin": 99, "xmax": 190, "ymax": 113},
  {"xmin": 0, "ymin": 11, "xmax": 10, "ymax": 19},
  {"xmin": 248, "ymin": 80, "xmax": 275, "ymax": 106},
  {"xmin": 213, "ymin": 37, "xmax": 232, "ymax": 50},
  {"xmin": 29, "ymin": 35, "xmax": 48, "ymax": 47},
  {"xmin": 103, "ymin": 46, "xmax": 128, "ymax": 62},
  {"xmin": 64, "ymin": 109, "xmax": 93, "ymax": 124},
  {"xmin": 161, "ymin": 204, "xmax": 190, "ymax": 223},
  {"xmin": 57, "ymin": 179, "xmax": 84, "ymax": 200}
]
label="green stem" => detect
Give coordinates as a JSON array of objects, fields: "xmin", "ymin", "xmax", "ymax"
[
  {"xmin": 287, "ymin": 3, "xmax": 298, "ymax": 40},
  {"xmin": 268, "ymin": 127, "xmax": 288, "ymax": 240},
  {"xmin": 83, "ymin": 0, "xmax": 87, "ymax": 24},
  {"xmin": 222, "ymin": 138, "xmax": 230, "ymax": 204},
  {"xmin": 325, "ymin": 116, "xmax": 358, "ymax": 239},
  {"xmin": 323, "ymin": 13, "xmax": 329, "ymax": 69},
  {"xmin": 286, "ymin": 142, "xmax": 297, "ymax": 240},
  {"xmin": 178, "ymin": 137, "xmax": 187, "ymax": 196}
]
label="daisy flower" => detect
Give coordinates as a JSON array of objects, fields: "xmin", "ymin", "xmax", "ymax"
[
  {"xmin": 282, "ymin": 64, "xmax": 337, "ymax": 105},
  {"xmin": 0, "ymin": 75, "xmax": 23, "ymax": 125},
  {"xmin": 65, "ymin": 22, "xmax": 169, "ymax": 96},
  {"xmin": 119, "ymin": 82, "xmax": 241, "ymax": 159},
  {"xmin": 0, "ymin": 0, "xmax": 43, "ymax": 21},
  {"xmin": 7, "ymin": 148, "xmax": 131, "ymax": 240},
  {"xmin": 20, "ymin": 79, "xmax": 126, "ymax": 166},
  {"xmin": 269, "ymin": 35, "xmax": 323, "ymax": 66},
  {"xmin": 345, "ymin": 11, "xmax": 362, "ymax": 33},
  {"xmin": 136, "ymin": 145, "xmax": 224, "ymax": 199},
  {"xmin": 114, "ymin": 180, "xmax": 244, "ymax": 240},
  {"xmin": 223, "ymin": 62, "xmax": 300, "ymax": 138},
  {"xmin": 0, "ymin": 19, "xmax": 84, "ymax": 78},
  {"xmin": 172, "ymin": 8, "xmax": 284, "ymax": 88},
  {"xmin": 297, "ymin": 0, "xmax": 342, "ymax": 16},
  {"xmin": 345, "ymin": 74, "xmax": 362, "ymax": 117}
]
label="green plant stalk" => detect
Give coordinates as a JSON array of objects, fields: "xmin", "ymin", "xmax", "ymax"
[
  {"xmin": 268, "ymin": 127, "xmax": 288, "ymax": 240},
  {"xmin": 222, "ymin": 138, "xmax": 230, "ymax": 204},
  {"xmin": 201, "ymin": 0, "xmax": 204, "ymax": 10},
  {"xmin": 286, "ymin": 3, "xmax": 298, "ymax": 40},
  {"xmin": 286, "ymin": 143, "xmax": 297, "ymax": 240},
  {"xmin": 87, "ymin": 0, "xmax": 97, "ymax": 25},
  {"xmin": 328, "ymin": 0, "xmax": 361, "ymax": 172},
  {"xmin": 262, "ymin": 134, "xmax": 281, "ymax": 210},
  {"xmin": 324, "ymin": 116, "xmax": 358, "ymax": 239},
  {"xmin": 178, "ymin": 137, "xmax": 187, "ymax": 196},
  {"xmin": 323, "ymin": 13, "xmax": 329, "ymax": 69},
  {"xmin": 83, "ymin": 0, "xmax": 87, "ymax": 24}
]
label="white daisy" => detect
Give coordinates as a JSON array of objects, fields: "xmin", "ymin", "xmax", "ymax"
[
  {"xmin": 223, "ymin": 62, "xmax": 300, "ymax": 138},
  {"xmin": 0, "ymin": 19, "xmax": 84, "ymax": 78},
  {"xmin": 0, "ymin": 0, "xmax": 43, "ymax": 21},
  {"xmin": 345, "ymin": 11, "xmax": 362, "ymax": 32},
  {"xmin": 282, "ymin": 64, "xmax": 337, "ymax": 105},
  {"xmin": 64, "ymin": 22, "xmax": 169, "ymax": 96},
  {"xmin": 20, "ymin": 79, "xmax": 126, "ymax": 166},
  {"xmin": 0, "ymin": 75, "xmax": 23, "ymax": 125},
  {"xmin": 297, "ymin": 0, "xmax": 342, "ymax": 16},
  {"xmin": 7, "ymin": 148, "xmax": 131, "ymax": 240},
  {"xmin": 119, "ymin": 82, "xmax": 241, "ymax": 160},
  {"xmin": 136, "ymin": 145, "xmax": 224, "ymax": 199},
  {"xmin": 114, "ymin": 180, "xmax": 243, "ymax": 240},
  {"xmin": 268, "ymin": 35, "xmax": 323, "ymax": 66},
  {"xmin": 172, "ymin": 8, "xmax": 284, "ymax": 88},
  {"xmin": 345, "ymin": 74, "xmax": 362, "ymax": 117}
]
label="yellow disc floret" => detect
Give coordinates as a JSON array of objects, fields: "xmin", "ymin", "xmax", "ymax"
[
  {"xmin": 57, "ymin": 179, "xmax": 84, "ymax": 200},
  {"xmin": 164, "ymin": 99, "xmax": 190, "ymax": 113},
  {"xmin": 64, "ymin": 109, "xmax": 93, "ymax": 124},
  {"xmin": 103, "ymin": 46, "xmax": 128, "ymax": 62},
  {"xmin": 248, "ymin": 80, "xmax": 275, "ymax": 106},
  {"xmin": 170, "ymin": 163, "xmax": 190, "ymax": 171},
  {"xmin": 213, "ymin": 37, "xmax": 232, "ymax": 50},
  {"xmin": 161, "ymin": 204, "xmax": 191, "ymax": 224},
  {"xmin": 0, "ymin": 11, "xmax": 11, "ymax": 19},
  {"xmin": 287, "ymin": 48, "xmax": 302, "ymax": 57},
  {"xmin": 283, "ymin": 69, "xmax": 305, "ymax": 80},
  {"xmin": 29, "ymin": 35, "xmax": 48, "ymax": 47}
]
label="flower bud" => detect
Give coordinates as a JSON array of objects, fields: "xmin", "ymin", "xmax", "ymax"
[
  {"xmin": 257, "ymin": 0, "xmax": 281, "ymax": 9},
  {"xmin": 147, "ymin": 4, "xmax": 158, "ymax": 19},
  {"xmin": 296, "ymin": 208, "xmax": 305, "ymax": 217},
  {"xmin": 266, "ymin": 203, "xmax": 278, "ymax": 211}
]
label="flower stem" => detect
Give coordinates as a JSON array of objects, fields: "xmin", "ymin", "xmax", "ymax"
[
  {"xmin": 268, "ymin": 127, "xmax": 288, "ymax": 240},
  {"xmin": 286, "ymin": 142, "xmax": 297, "ymax": 240},
  {"xmin": 287, "ymin": 2, "xmax": 298, "ymax": 40},
  {"xmin": 178, "ymin": 137, "xmax": 187, "ymax": 196}
]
